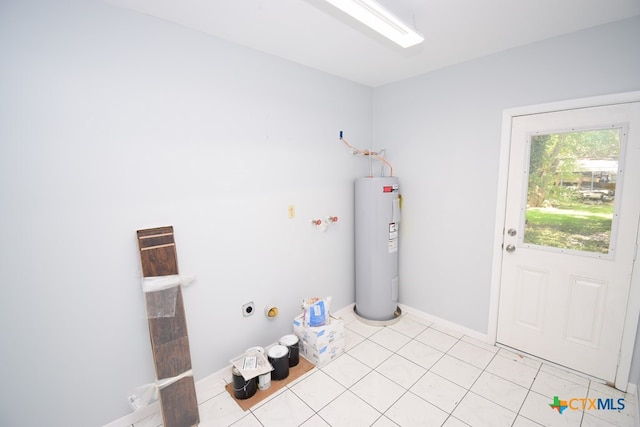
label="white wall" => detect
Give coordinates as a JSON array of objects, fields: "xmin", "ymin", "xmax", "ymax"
[
  {"xmin": 0, "ymin": 1, "xmax": 373, "ymax": 425},
  {"xmin": 2, "ymin": 1, "xmax": 639, "ymax": 425},
  {"xmin": 374, "ymin": 15, "xmax": 640, "ymax": 377}
]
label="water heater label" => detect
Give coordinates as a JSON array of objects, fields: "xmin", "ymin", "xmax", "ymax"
[{"xmin": 388, "ymin": 222, "xmax": 398, "ymax": 253}]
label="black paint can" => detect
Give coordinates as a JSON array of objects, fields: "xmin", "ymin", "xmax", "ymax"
[
  {"xmin": 267, "ymin": 345, "xmax": 290, "ymax": 380},
  {"xmin": 232, "ymin": 367, "xmax": 257, "ymax": 400}
]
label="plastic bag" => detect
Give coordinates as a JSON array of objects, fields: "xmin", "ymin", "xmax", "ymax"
[
  {"xmin": 302, "ymin": 296, "xmax": 331, "ymax": 327},
  {"xmin": 127, "ymin": 383, "xmax": 158, "ymax": 410}
]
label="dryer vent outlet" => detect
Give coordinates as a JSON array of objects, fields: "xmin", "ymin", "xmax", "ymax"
[{"xmin": 242, "ymin": 302, "xmax": 255, "ymax": 317}]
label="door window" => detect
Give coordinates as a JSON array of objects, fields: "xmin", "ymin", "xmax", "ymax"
[{"xmin": 522, "ymin": 127, "xmax": 624, "ymax": 257}]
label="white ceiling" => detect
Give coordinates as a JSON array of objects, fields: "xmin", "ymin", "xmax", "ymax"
[{"xmin": 103, "ymin": 0, "xmax": 640, "ymax": 87}]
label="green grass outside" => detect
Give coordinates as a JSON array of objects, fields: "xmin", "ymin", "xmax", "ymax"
[{"xmin": 524, "ymin": 202, "xmax": 613, "ymax": 254}]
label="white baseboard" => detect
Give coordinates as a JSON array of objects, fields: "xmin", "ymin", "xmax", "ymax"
[
  {"xmin": 102, "ymin": 399, "xmax": 156, "ymax": 427},
  {"xmin": 338, "ymin": 302, "xmax": 489, "ymax": 344},
  {"xmin": 102, "ymin": 364, "xmax": 232, "ymax": 427},
  {"xmin": 333, "ymin": 302, "xmax": 355, "ymax": 318},
  {"xmin": 104, "ymin": 302, "xmax": 488, "ymax": 426},
  {"xmin": 398, "ymin": 304, "xmax": 489, "ymax": 343}
]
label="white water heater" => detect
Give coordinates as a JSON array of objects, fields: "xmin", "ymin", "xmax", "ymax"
[{"xmin": 355, "ymin": 176, "xmax": 401, "ymax": 321}]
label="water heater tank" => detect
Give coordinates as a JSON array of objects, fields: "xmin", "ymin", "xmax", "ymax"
[{"xmin": 354, "ymin": 176, "xmax": 400, "ymax": 321}]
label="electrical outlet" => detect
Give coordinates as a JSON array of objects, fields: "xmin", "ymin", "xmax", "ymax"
[
  {"xmin": 288, "ymin": 205, "xmax": 295, "ymax": 219},
  {"xmin": 242, "ymin": 301, "xmax": 255, "ymax": 317}
]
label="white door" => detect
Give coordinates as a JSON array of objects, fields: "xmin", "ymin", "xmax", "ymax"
[{"xmin": 497, "ymin": 102, "xmax": 640, "ymax": 384}]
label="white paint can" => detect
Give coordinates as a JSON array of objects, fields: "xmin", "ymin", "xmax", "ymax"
[{"xmin": 246, "ymin": 346, "xmax": 271, "ymax": 390}]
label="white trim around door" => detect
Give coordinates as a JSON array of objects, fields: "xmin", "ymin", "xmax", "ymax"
[{"xmin": 488, "ymin": 90, "xmax": 640, "ymax": 391}]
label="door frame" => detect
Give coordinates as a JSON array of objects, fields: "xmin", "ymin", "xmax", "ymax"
[{"xmin": 488, "ymin": 91, "xmax": 640, "ymax": 391}]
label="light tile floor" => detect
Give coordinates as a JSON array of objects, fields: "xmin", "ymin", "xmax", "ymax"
[{"xmin": 137, "ymin": 311, "xmax": 637, "ymax": 427}]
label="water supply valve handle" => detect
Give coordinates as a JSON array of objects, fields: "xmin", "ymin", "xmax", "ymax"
[
  {"xmin": 327, "ymin": 216, "xmax": 339, "ymax": 223},
  {"xmin": 311, "ymin": 219, "xmax": 323, "ymax": 226}
]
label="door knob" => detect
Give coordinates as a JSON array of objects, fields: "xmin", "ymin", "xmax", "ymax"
[
  {"xmin": 507, "ymin": 228, "xmax": 517, "ymax": 236},
  {"xmin": 505, "ymin": 244, "xmax": 516, "ymax": 253}
]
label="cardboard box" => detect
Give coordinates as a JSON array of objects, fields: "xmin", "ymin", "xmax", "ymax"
[
  {"xmin": 292, "ymin": 314, "xmax": 345, "ymax": 348},
  {"xmin": 300, "ymin": 338, "xmax": 345, "ymax": 367},
  {"xmin": 293, "ymin": 314, "xmax": 345, "ymax": 367}
]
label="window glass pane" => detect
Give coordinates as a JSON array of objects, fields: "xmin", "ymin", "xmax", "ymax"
[{"xmin": 524, "ymin": 129, "xmax": 620, "ymax": 254}]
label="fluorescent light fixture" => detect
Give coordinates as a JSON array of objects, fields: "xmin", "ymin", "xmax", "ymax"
[{"xmin": 324, "ymin": 0, "xmax": 424, "ymax": 48}]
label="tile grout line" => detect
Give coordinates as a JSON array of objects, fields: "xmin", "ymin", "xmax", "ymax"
[
  {"xmin": 510, "ymin": 357, "xmax": 544, "ymax": 427},
  {"xmin": 133, "ymin": 314, "xmax": 637, "ymax": 427},
  {"xmin": 237, "ymin": 317, "xmax": 634, "ymax": 427},
  {"xmin": 432, "ymin": 334, "xmax": 468, "ymax": 427},
  {"xmin": 379, "ymin": 328, "xmax": 454, "ymax": 424},
  {"xmin": 312, "ymin": 321, "xmax": 444, "ymax": 425},
  {"xmin": 442, "ymin": 340, "xmax": 510, "ymax": 426}
]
